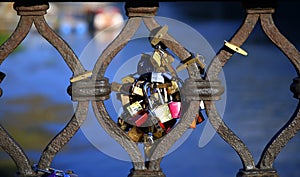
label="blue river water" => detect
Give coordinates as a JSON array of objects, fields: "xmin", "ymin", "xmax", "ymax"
[{"xmin": 1, "ymin": 2, "xmax": 300, "ymax": 177}]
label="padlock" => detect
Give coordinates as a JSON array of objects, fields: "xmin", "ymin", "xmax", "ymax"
[
  {"xmin": 127, "ymin": 110, "xmax": 149, "ymax": 127},
  {"xmin": 128, "ymin": 126, "xmax": 144, "ymax": 142},
  {"xmin": 119, "ymin": 94, "xmax": 130, "ymax": 106},
  {"xmin": 126, "ymin": 101, "xmax": 143, "ymax": 116},
  {"xmin": 137, "ymin": 53, "xmax": 155, "ymax": 75},
  {"xmin": 190, "ymin": 102, "xmax": 205, "ymax": 129},
  {"xmin": 32, "ymin": 164, "xmax": 74, "ymax": 177},
  {"xmin": 70, "ymin": 71, "xmax": 92, "ymax": 83},
  {"xmin": 176, "ymin": 53, "xmax": 206, "ymax": 74},
  {"xmin": 152, "ymin": 103, "xmax": 173, "ymax": 123},
  {"xmin": 153, "ymin": 87, "xmax": 173, "ymax": 123},
  {"xmin": 112, "ymin": 82, "xmax": 132, "ymax": 95},
  {"xmin": 151, "ymin": 50, "xmax": 162, "ymax": 68},
  {"xmin": 117, "ymin": 117, "xmax": 131, "ymax": 131},
  {"xmin": 170, "ymin": 91, "xmax": 181, "ymax": 102},
  {"xmin": 168, "ymin": 101, "xmax": 181, "ymax": 118},
  {"xmin": 122, "ymin": 75, "xmax": 136, "ymax": 84},
  {"xmin": 167, "ymin": 81, "xmax": 179, "ymax": 95},
  {"xmin": 152, "ymin": 124, "xmax": 166, "ymax": 139},
  {"xmin": 164, "ymin": 51, "xmax": 175, "ymax": 65},
  {"xmin": 150, "ymin": 25, "xmax": 168, "ymax": 46},
  {"xmin": 144, "ymin": 82, "xmax": 173, "ymax": 124},
  {"xmin": 224, "ymin": 40, "xmax": 248, "ymax": 56},
  {"xmin": 144, "ymin": 134, "xmax": 154, "ymax": 159},
  {"xmin": 190, "ymin": 113, "xmax": 205, "ymax": 129},
  {"xmin": 132, "ymin": 85, "xmax": 144, "ymax": 96},
  {"xmin": 151, "ymin": 72, "xmax": 164, "ymax": 83}
]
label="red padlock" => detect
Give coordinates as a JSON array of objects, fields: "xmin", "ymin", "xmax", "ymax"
[
  {"xmin": 168, "ymin": 101, "xmax": 181, "ymax": 118},
  {"xmin": 128, "ymin": 110, "xmax": 149, "ymax": 127}
]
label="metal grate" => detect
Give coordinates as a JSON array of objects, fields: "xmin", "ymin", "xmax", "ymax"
[{"xmin": 0, "ymin": 1, "xmax": 299, "ymax": 177}]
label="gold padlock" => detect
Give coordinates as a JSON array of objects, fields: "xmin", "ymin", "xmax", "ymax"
[
  {"xmin": 144, "ymin": 134, "xmax": 154, "ymax": 159},
  {"xmin": 152, "ymin": 126, "xmax": 166, "ymax": 139},
  {"xmin": 117, "ymin": 118, "xmax": 130, "ymax": 131},
  {"xmin": 150, "ymin": 25, "xmax": 168, "ymax": 46},
  {"xmin": 70, "ymin": 71, "xmax": 92, "ymax": 83},
  {"xmin": 167, "ymin": 81, "xmax": 179, "ymax": 95},
  {"xmin": 127, "ymin": 126, "xmax": 144, "ymax": 142},
  {"xmin": 151, "ymin": 50, "xmax": 162, "ymax": 68},
  {"xmin": 132, "ymin": 86, "xmax": 144, "ymax": 96},
  {"xmin": 176, "ymin": 54, "xmax": 206, "ymax": 72},
  {"xmin": 120, "ymin": 94, "xmax": 130, "ymax": 106},
  {"xmin": 111, "ymin": 82, "xmax": 122, "ymax": 92},
  {"xmin": 224, "ymin": 40, "xmax": 248, "ymax": 56},
  {"xmin": 122, "ymin": 75, "xmax": 135, "ymax": 84}
]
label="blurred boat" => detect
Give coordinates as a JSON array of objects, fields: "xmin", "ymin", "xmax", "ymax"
[{"xmin": 92, "ymin": 5, "xmax": 124, "ymax": 32}]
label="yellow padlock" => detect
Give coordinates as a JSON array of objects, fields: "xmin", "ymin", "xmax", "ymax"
[
  {"xmin": 120, "ymin": 94, "xmax": 130, "ymax": 106},
  {"xmin": 167, "ymin": 81, "xmax": 179, "ymax": 95},
  {"xmin": 151, "ymin": 50, "xmax": 162, "ymax": 68},
  {"xmin": 150, "ymin": 25, "xmax": 168, "ymax": 46},
  {"xmin": 117, "ymin": 118, "xmax": 130, "ymax": 131},
  {"xmin": 152, "ymin": 127, "xmax": 166, "ymax": 139},
  {"xmin": 224, "ymin": 40, "xmax": 248, "ymax": 56},
  {"xmin": 132, "ymin": 86, "xmax": 144, "ymax": 96},
  {"xmin": 176, "ymin": 54, "xmax": 206, "ymax": 72},
  {"xmin": 122, "ymin": 75, "xmax": 135, "ymax": 84},
  {"xmin": 127, "ymin": 126, "xmax": 144, "ymax": 142},
  {"xmin": 70, "ymin": 71, "xmax": 92, "ymax": 83}
]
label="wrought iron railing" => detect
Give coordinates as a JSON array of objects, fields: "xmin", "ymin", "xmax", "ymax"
[{"xmin": 0, "ymin": 1, "xmax": 299, "ymax": 177}]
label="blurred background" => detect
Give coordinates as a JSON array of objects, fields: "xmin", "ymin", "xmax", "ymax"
[{"xmin": 0, "ymin": 1, "xmax": 300, "ymax": 177}]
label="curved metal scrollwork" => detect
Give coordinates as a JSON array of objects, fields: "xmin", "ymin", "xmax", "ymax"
[
  {"xmin": 0, "ymin": 2, "xmax": 89, "ymax": 177},
  {"xmin": 0, "ymin": 1, "xmax": 299, "ymax": 177}
]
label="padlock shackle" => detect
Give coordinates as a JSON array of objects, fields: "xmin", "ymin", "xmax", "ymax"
[
  {"xmin": 143, "ymin": 82, "xmax": 153, "ymax": 109},
  {"xmin": 156, "ymin": 86, "xmax": 165, "ymax": 104}
]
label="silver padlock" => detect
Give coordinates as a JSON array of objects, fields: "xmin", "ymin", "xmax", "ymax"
[
  {"xmin": 143, "ymin": 82, "xmax": 172, "ymax": 124},
  {"xmin": 151, "ymin": 72, "xmax": 164, "ymax": 83}
]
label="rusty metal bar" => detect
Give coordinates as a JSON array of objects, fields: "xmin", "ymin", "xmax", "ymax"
[
  {"xmin": 0, "ymin": 1, "xmax": 299, "ymax": 177},
  {"xmin": 0, "ymin": 124, "xmax": 34, "ymax": 177},
  {"xmin": 38, "ymin": 101, "xmax": 89, "ymax": 170},
  {"xmin": 0, "ymin": 16, "xmax": 33, "ymax": 64}
]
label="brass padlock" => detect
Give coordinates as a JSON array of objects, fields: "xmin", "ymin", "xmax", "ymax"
[
  {"xmin": 122, "ymin": 75, "xmax": 135, "ymax": 84},
  {"xmin": 151, "ymin": 50, "xmax": 162, "ymax": 68},
  {"xmin": 120, "ymin": 94, "xmax": 130, "ymax": 106},
  {"xmin": 167, "ymin": 81, "xmax": 179, "ymax": 95},
  {"xmin": 176, "ymin": 53, "xmax": 206, "ymax": 72},
  {"xmin": 132, "ymin": 86, "xmax": 144, "ymax": 96},
  {"xmin": 117, "ymin": 117, "xmax": 131, "ymax": 131},
  {"xmin": 152, "ymin": 125, "xmax": 166, "ymax": 139},
  {"xmin": 144, "ymin": 134, "xmax": 154, "ymax": 159},
  {"xmin": 128, "ymin": 126, "xmax": 144, "ymax": 142},
  {"xmin": 150, "ymin": 25, "xmax": 168, "ymax": 46},
  {"xmin": 112, "ymin": 82, "xmax": 132, "ymax": 95}
]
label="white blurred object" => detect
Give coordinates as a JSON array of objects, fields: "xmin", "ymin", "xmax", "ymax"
[{"xmin": 93, "ymin": 5, "xmax": 124, "ymax": 31}]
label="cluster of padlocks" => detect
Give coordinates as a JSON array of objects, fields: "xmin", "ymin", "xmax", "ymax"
[
  {"xmin": 31, "ymin": 164, "xmax": 78, "ymax": 177},
  {"xmin": 112, "ymin": 26, "xmax": 205, "ymax": 144}
]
